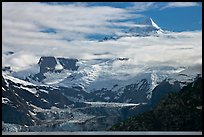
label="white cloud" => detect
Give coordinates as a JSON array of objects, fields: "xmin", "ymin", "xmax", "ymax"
[
  {"xmin": 128, "ymin": 2, "xmax": 200, "ymax": 11},
  {"xmin": 2, "ymin": 53, "xmax": 39, "ymax": 71},
  {"xmin": 128, "ymin": 2, "xmax": 157, "ymax": 12},
  {"xmin": 128, "ymin": 2, "xmax": 159, "ymax": 12},
  {"xmin": 2, "ymin": 2, "xmax": 202, "ymax": 75},
  {"xmin": 161, "ymin": 2, "xmax": 200, "ymax": 9},
  {"xmin": 3, "ymin": 30, "xmax": 201, "ymax": 73},
  {"xmin": 2, "ymin": 2, "xmax": 141, "ymax": 42}
]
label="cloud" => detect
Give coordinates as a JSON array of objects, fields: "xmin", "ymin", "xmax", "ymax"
[
  {"xmin": 128, "ymin": 2, "xmax": 157, "ymax": 12},
  {"xmin": 2, "ymin": 2, "xmax": 142, "ymax": 42},
  {"xmin": 2, "ymin": 52, "xmax": 39, "ymax": 71},
  {"xmin": 2, "ymin": 2, "xmax": 202, "ymax": 76},
  {"xmin": 161, "ymin": 2, "xmax": 200, "ymax": 10},
  {"xmin": 128, "ymin": 2, "xmax": 200, "ymax": 12},
  {"xmin": 2, "ymin": 30, "xmax": 202, "ymax": 73}
]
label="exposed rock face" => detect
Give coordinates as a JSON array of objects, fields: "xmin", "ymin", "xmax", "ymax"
[
  {"xmin": 57, "ymin": 58, "xmax": 79, "ymax": 71},
  {"xmin": 151, "ymin": 80, "xmax": 181, "ymax": 107},
  {"xmin": 38, "ymin": 56, "xmax": 79, "ymax": 73},
  {"xmin": 2, "ymin": 66, "xmax": 12, "ymax": 73},
  {"xmin": 38, "ymin": 56, "xmax": 57, "ymax": 73},
  {"xmin": 30, "ymin": 56, "xmax": 79, "ymax": 82}
]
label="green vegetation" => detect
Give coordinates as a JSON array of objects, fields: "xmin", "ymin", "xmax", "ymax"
[{"xmin": 110, "ymin": 77, "xmax": 202, "ymax": 131}]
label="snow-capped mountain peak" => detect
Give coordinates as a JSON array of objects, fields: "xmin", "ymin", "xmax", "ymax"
[
  {"xmin": 149, "ymin": 18, "xmax": 161, "ymax": 30},
  {"xmin": 127, "ymin": 17, "xmax": 164, "ymax": 37},
  {"xmin": 140, "ymin": 17, "xmax": 161, "ymax": 29},
  {"xmin": 99, "ymin": 17, "xmax": 165, "ymax": 42}
]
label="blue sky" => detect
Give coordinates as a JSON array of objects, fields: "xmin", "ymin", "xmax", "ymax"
[
  {"xmin": 139, "ymin": 5, "xmax": 202, "ymax": 31},
  {"xmin": 90, "ymin": 2, "xmax": 202, "ymax": 31},
  {"xmin": 45, "ymin": 2, "xmax": 202, "ymax": 32}
]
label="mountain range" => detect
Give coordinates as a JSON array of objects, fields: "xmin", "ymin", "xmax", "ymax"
[{"xmin": 2, "ymin": 17, "xmax": 202, "ymax": 132}]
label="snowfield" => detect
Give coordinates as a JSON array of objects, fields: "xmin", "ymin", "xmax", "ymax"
[{"xmin": 84, "ymin": 101, "xmax": 146, "ymax": 107}]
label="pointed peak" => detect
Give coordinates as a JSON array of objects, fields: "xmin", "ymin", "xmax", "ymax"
[
  {"xmin": 149, "ymin": 18, "xmax": 160, "ymax": 29},
  {"xmin": 140, "ymin": 17, "xmax": 161, "ymax": 29}
]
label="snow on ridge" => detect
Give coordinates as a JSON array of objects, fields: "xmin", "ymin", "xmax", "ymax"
[
  {"xmin": 146, "ymin": 72, "xmax": 159, "ymax": 99},
  {"xmin": 150, "ymin": 18, "xmax": 162, "ymax": 30},
  {"xmin": 2, "ymin": 74, "xmax": 40, "ymax": 95},
  {"xmin": 3, "ymin": 74, "xmax": 36, "ymax": 86},
  {"xmin": 39, "ymin": 89, "xmax": 49, "ymax": 94},
  {"xmin": 2, "ymin": 87, "xmax": 6, "ymax": 92},
  {"xmin": 55, "ymin": 58, "xmax": 64, "ymax": 70},
  {"xmin": 42, "ymin": 69, "xmax": 72, "ymax": 85},
  {"xmin": 167, "ymin": 64, "xmax": 202, "ymax": 85},
  {"xmin": 179, "ymin": 64, "xmax": 202, "ymax": 76},
  {"xmin": 19, "ymin": 85, "xmax": 37, "ymax": 94},
  {"xmin": 2, "ymin": 97, "xmax": 11, "ymax": 104},
  {"xmin": 28, "ymin": 110, "xmax": 37, "ymax": 116},
  {"xmin": 11, "ymin": 64, "xmax": 40, "ymax": 80}
]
